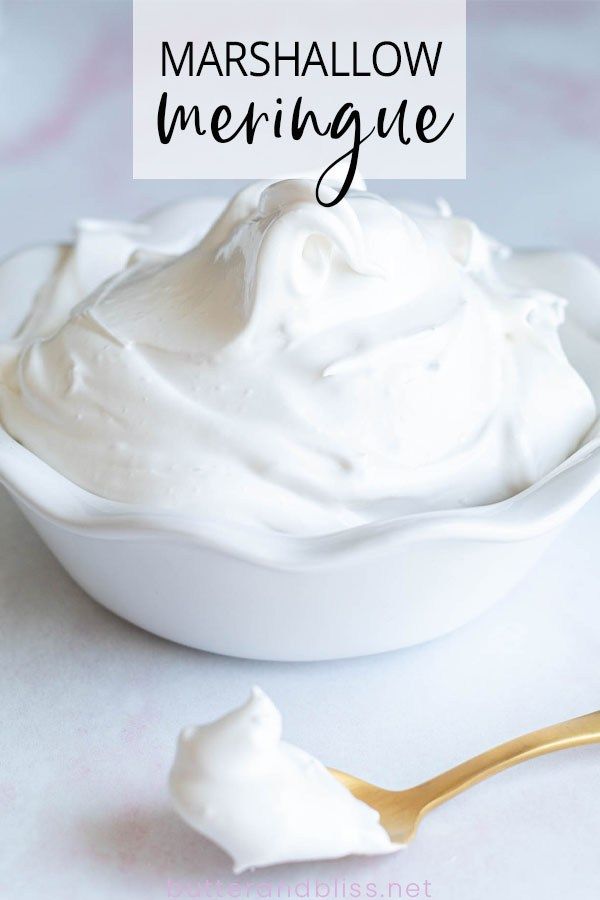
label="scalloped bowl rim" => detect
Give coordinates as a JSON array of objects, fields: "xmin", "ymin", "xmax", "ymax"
[{"xmin": 2, "ymin": 425, "xmax": 600, "ymax": 569}]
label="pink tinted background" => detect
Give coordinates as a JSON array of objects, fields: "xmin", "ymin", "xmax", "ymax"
[{"xmin": 0, "ymin": 0, "xmax": 598, "ymax": 257}]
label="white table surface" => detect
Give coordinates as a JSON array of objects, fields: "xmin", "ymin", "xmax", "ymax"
[{"xmin": 1, "ymin": 3, "xmax": 599, "ymax": 898}]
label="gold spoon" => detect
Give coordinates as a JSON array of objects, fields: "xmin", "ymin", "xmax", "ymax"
[{"xmin": 329, "ymin": 710, "xmax": 600, "ymax": 844}]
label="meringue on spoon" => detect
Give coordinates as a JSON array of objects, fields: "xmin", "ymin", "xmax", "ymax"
[
  {"xmin": 169, "ymin": 688, "xmax": 399, "ymax": 873},
  {"xmin": 169, "ymin": 690, "xmax": 600, "ymax": 871}
]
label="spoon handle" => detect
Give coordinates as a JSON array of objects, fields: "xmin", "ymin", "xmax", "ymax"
[{"xmin": 415, "ymin": 710, "xmax": 600, "ymax": 815}]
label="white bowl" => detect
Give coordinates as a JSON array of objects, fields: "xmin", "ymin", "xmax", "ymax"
[{"xmin": 1, "ymin": 241, "xmax": 599, "ymax": 660}]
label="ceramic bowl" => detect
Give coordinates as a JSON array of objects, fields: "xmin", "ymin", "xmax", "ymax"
[{"xmin": 1, "ymin": 240, "xmax": 599, "ymax": 660}]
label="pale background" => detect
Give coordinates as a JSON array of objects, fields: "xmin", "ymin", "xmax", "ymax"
[{"xmin": 1, "ymin": 2, "xmax": 599, "ymax": 899}]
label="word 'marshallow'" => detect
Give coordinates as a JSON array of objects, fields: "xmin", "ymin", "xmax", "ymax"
[
  {"xmin": 157, "ymin": 94, "xmax": 454, "ymax": 206},
  {"xmin": 162, "ymin": 39, "xmax": 444, "ymax": 79}
]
